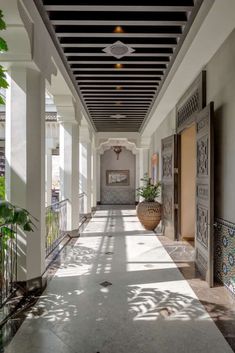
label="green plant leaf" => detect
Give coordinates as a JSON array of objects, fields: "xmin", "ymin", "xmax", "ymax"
[
  {"xmin": 0, "ymin": 37, "xmax": 8, "ymax": 52},
  {"xmin": 0, "ymin": 75, "xmax": 8, "ymax": 89},
  {"xmin": 0, "ymin": 176, "xmax": 5, "ymax": 200},
  {"xmin": 0, "ymin": 95, "xmax": 5, "ymax": 105},
  {"xmin": 0, "ymin": 201, "xmax": 14, "ymax": 223},
  {"xmin": 0, "ymin": 19, "xmax": 6, "ymax": 31},
  {"xmin": 13, "ymin": 208, "xmax": 28, "ymax": 226},
  {"xmin": 23, "ymin": 222, "xmax": 34, "ymax": 232}
]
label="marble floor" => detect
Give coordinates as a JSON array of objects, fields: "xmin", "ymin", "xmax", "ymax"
[{"xmin": 4, "ymin": 207, "xmax": 235, "ymax": 353}]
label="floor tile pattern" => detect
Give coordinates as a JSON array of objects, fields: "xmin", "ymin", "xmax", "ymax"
[{"xmin": 4, "ymin": 207, "xmax": 235, "ymax": 353}]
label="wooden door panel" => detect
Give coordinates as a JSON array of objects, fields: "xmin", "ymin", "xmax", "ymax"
[
  {"xmin": 161, "ymin": 135, "xmax": 178, "ymax": 240},
  {"xmin": 195, "ymin": 102, "xmax": 214, "ymax": 286}
]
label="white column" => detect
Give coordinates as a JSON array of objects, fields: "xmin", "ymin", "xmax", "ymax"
[
  {"xmin": 45, "ymin": 148, "xmax": 52, "ymax": 206},
  {"xmin": 139, "ymin": 148, "xmax": 149, "ymax": 179},
  {"xmin": 97, "ymin": 153, "xmax": 101, "ymax": 204},
  {"xmin": 5, "ymin": 67, "xmax": 45, "ymax": 282},
  {"xmin": 79, "ymin": 139, "xmax": 92, "ymax": 215},
  {"xmin": 59, "ymin": 121, "xmax": 80, "ymax": 230},
  {"xmin": 91, "ymin": 147, "xmax": 97, "ymax": 208},
  {"xmin": 135, "ymin": 151, "xmax": 140, "ymax": 203},
  {"xmin": 138, "ymin": 148, "xmax": 150, "ymax": 202}
]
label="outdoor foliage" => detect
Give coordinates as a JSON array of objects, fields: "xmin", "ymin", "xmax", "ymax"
[
  {"xmin": 0, "ymin": 176, "xmax": 4, "ymax": 200},
  {"xmin": 0, "ymin": 10, "xmax": 8, "ymax": 105},
  {"xmin": 136, "ymin": 173, "xmax": 161, "ymax": 202},
  {"xmin": 0, "ymin": 201, "xmax": 37, "ymax": 249}
]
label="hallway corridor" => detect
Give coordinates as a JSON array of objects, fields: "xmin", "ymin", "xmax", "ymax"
[{"xmin": 5, "ymin": 207, "xmax": 233, "ymax": 353}]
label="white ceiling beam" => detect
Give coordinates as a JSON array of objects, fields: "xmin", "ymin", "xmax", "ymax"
[
  {"xmin": 45, "ymin": 5, "xmax": 193, "ymax": 12},
  {"xmin": 57, "ymin": 32, "xmax": 182, "ymax": 38},
  {"xmin": 77, "ymin": 80, "xmax": 160, "ymax": 83},
  {"xmin": 74, "ymin": 68, "xmax": 165, "ymax": 72},
  {"xmin": 61, "ymin": 43, "xmax": 177, "ymax": 48},
  {"xmin": 71, "ymin": 60, "xmax": 168, "ymax": 64},
  {"xmin": 83, "ymin": 93, "xmax": 154, "ymax": 96},
  {"xmin": 65, "ymin": 53, "xmax": 171, "ymax": 57},
  {"xmin": 76, "ymin": 74, "xmax": 162, "ymax": 77},
  {"xmin": 52, "ymin": 20, "xmax": 186, "ymax": 26}
]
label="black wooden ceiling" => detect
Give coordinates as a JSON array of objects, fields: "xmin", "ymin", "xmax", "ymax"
[{"xmin": 37, "ymin": 1, "xmax": 203, "ymax": 132}]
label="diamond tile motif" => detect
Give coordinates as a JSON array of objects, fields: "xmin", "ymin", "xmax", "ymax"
[
  {"xmin": 102, "ymin": 40, "xmax": 135, "ymax": 59},
  {"xmin": 100, "ymin": 281, "xmax": 112, "ymax": 287}
]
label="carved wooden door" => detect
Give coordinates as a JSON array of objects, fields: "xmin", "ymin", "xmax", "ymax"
[
  {"xmin": 195, "ymin": 103, "xmax": 214, "ymax": 287},
  {"xmin": 161, "ymin": 135, "xmax": 178, "ymax": 240}
]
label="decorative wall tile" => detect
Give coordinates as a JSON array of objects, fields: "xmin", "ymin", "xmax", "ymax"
[
  {"xmin": 214, "ymin": 218, "xmax": 235, "ymax": 295},
  {"xmin": 101, "ymin": 188, "xmax": 135, "ymax": 205}
]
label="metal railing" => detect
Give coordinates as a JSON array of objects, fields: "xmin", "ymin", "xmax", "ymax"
[
  {"xmin": 45, "ymin": 199, "xmax": 68, "ymax": 257},
  {"xmin": 0, "ymin": 225, "xmax": 17, "ymax": 307}
]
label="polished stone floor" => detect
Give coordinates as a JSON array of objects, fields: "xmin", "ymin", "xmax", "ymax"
[{"xmin": 5, "ymin": 207, "xmax": 235, "ymax": 353}]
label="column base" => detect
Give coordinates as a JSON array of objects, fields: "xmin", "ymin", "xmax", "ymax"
[{"xmin": 17, "ymin": 274, "xmax": 47, "ymax": 293}]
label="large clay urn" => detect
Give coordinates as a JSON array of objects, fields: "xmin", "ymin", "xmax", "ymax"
[{"xmin": 136, "ymin": 201, "xmax": 161, "ymax": 231}]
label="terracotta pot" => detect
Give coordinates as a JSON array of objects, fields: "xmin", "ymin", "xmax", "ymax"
[{"xmin": 136, "ymin": 201, "xmax": 161, "ymax": 231}]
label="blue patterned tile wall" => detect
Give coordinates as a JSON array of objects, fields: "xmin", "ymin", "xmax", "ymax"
[{"xmin": 214, "ymin": 218, "xmax": 235, "ymax": 295}]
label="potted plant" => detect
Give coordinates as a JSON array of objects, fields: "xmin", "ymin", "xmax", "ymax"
[{"xmin": 136, "ymin": 174, "xmax": 161, "ymax": 230}]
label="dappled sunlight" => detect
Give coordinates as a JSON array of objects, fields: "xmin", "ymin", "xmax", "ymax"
[
  {"xmin": 26, "ymin": 290, "xmax": 84, "ymax": 323},
  {"xmin": 6, "ymin": 207, "xmax": 233, "ymax": 353},
  {"xmin": 128, "ymin": 283, "xmax": 210, "ymax": 322}
]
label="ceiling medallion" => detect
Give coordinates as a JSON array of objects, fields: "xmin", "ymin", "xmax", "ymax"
[{"xmin": 102, "ymin": 40, "xmax": 135, "ymax": 59}]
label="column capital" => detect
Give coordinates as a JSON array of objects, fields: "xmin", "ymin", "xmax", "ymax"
[
  {"xmin": 80, "ymin": 124, "xmax": 92, "ymax": 143},
  {"xmin": 54, "ymin": 95, "xmax": 78, "ymax": 124},
  {"xmin": 140, "ymin": 136, "xmax": 151, "ymax": 149}
]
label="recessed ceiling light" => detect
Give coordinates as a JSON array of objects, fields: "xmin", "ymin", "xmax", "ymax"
[
  {"xmin": 114, "ymin": 26, "xmax": 124, "ymax": 33},
  {"xmin": 102, "ymin": 41, "xmax": 135, "ymax": 59},
  {"xmin": 115, "ymin": 63, "xmax": 123, "ymax": 69}
]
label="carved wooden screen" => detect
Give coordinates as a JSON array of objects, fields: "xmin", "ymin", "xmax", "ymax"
[
  {"xmin": 176, "ymin": 71, "xmax": 206, "ymax": 133},
  {"xmin": 195, "ymin": 103, "xmax": 214, "ymax": 287},
  {"xmin": 161, "ymin": 135, "xmax": 178, "ymax": 240}
]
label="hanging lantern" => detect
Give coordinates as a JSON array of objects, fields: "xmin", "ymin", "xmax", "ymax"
[{"xmin": 112, "ymin": 146, "xmax": 122, "ymax": 160}]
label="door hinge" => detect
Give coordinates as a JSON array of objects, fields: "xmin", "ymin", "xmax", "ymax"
[
  {"xmin": 174, "ymin": 204, "xmax": 178, "ymax": 210},
  {"xmin": 174, "ymin": 168, "xmax": 178, "ymax": 174}
]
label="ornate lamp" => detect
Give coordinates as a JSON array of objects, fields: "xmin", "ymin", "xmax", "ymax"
[{"xmin": 112, "ymin": 146, "xmax": 122, "ymax": 160}]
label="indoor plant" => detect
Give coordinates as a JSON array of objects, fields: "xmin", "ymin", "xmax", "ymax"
[{"xmin": 136, "ymin": 174, "xmax": 161, "ymax": 230}]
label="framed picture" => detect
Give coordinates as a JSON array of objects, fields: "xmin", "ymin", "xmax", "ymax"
[
  {"xmin": 151, "ymin": 153, "xmax": 159, "ymax": 184},
  {"xmin": 106, "ymin": 170, "xmax": 130, "ymax": 186}
]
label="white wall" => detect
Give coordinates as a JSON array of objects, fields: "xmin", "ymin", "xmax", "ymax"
[
  {"xmin": 207, "ymin": 29, "xmax": 235, "ymax": 222},
  {"xmin": 100, "ymin": 147, "xmax": 136, "ymax": 204},
  {"xmin": 149, "ymin": 109, "xmax": 175, "ymax": 180}
]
